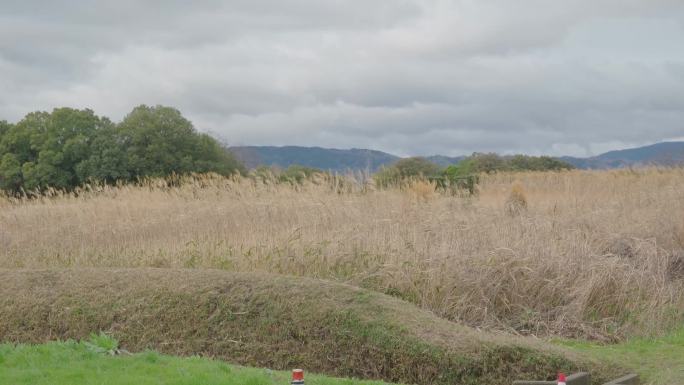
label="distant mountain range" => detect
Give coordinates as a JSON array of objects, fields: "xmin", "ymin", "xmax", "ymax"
[
  {"xmin": 230, "ymin": 146, "xmax": 399, "ymax": 172},
  {"xmin": 560, "ymin": 141, "xmax": 684, "ymax": 169},
  {"xmin": 230, "ymin": 142, "xmax": 684, "ymax": 172},
  {"xmin": 423, "ymin": 155, "xmax": 467, "ymax": 167}
]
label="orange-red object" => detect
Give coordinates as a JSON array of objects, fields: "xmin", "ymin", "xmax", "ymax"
[
  {"xmin": 557, "ymin": 372, "xmax": 567, "ymax": 385},
  {"xmin": 292, "ymin": 369, "xmax": 304, "ymax": 384}
]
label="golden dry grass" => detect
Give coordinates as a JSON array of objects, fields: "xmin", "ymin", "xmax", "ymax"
[{"xmin": 1, "ymin": 169, "xmax": 683, "ymax": 339}]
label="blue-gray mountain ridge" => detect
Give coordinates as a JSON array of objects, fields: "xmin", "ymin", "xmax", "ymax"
[{"xmin": 230, "ymin": 142, "xmax": 684, "ymax": 172}]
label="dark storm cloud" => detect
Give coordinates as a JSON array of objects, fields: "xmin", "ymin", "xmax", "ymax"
[{"xmin": 1, "ymin": 0, "xmax": 684, "ymax": 156}]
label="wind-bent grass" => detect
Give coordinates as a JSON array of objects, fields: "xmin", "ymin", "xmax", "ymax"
[
  {"xmin": 0, "ymin": 341, "xmax": 395, "ymax": 385},
  {"xmin": 1, "ymin": 168, "xmax": 683, "ymax": 339},
  {"xmin": 554, "ymin": 328, "xmax": 684, "ymax": 385}
]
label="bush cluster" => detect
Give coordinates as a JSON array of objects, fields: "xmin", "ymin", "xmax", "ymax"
[{"xmin": 445, "ymin": 153, "xmax": 574, "ymax": 179}]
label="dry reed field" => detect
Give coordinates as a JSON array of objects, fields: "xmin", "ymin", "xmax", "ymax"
[{"xmin": 1, "ymin": 169, "xmax": 683, "ymax": 340}]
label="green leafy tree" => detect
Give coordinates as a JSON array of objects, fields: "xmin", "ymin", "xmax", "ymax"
[
  {"xmin": 0, "ymin": 106, "xmax": 245, "ymax": 194},
  {"xmin": 445, "ymin": 153, "xmax": 573, "ymax": 179},
  {"xmin": 0, "ymin": 120, "xmax": 10, "ymax": 137},
  {"xmin": 442, "ymin": 153, "xmax": 573, "ymax": 195},
  {"xmin": 374, "ymin": 157, "xmax": 441, "ymax": 187},
  {"xmin": 509, "ymin": 154, "xmax": 573, "ymax": 171},
  {"xmin": 393, "ymin": 157, "xmax": 441, "ymax": 177},
  {"xmin": 0, "ymin": 121, "xmax": 22, "ymax": 191},
  {"xmin": 0, "ymin": 108, "xmax": 112, "ymax": 191},
  {"xmin": 0, "ymin": 153, "xmax": 22, "ymax": 192},
  {"xmin": 74, "ymin": 126, "xmax": 130, "ymax": 184},
  {"xmin": 279, "ymin": 165, "xmax": 323, "ymax": 184},
  {"xmin": 117, "ymin": 105, "xmax": 244, "ymax": 178},
  {"xmin": 463, "ymin": 153, "xmax": 507, "ymax": 174}
]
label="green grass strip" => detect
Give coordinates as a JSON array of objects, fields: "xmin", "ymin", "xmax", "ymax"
[
  {"xmin": 0, "ymin": 340, "xmax": 396, "ymax": 385},
  {"xmin": 553, "ymin": 328, "xmax": 684, "ymax": 385}
]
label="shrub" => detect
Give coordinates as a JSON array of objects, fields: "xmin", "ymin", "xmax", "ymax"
[
  {"xmin": 278, "ymin": 165, "xmax": 324, "ymax": 184},
  {"xmin": 84, "ymin": 332, "xmax": 119, "ymax": 355},
  {"xmin": 505, "ymin": 183, "xmax": 528, "ymax": 215},
  {"xmin": 447, "ymin": 153, "xmax": 574, "ymax": 178},
  {"xmin": 374, "ymin": 157, "xmax": 441, "ymax": 188}
]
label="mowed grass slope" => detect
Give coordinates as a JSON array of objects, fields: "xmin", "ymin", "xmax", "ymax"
[
  {"xmin": 0, "ymin": 269, "xmax": 623, "ymax": 385},
  {"xmin": 0, "ymin": 340, "xmax": 394, "ymax": 385},
  {"xmin": 556, "ymin": 328, "xmax": 684, "ymax": 385}
]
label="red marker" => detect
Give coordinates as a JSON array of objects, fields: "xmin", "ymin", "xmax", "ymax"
[
  {"xmin": 292, "ymin": 369, "xmax": 304, "ymax": 385},
  {"xmin": 557, "ymin": 372, "xmax": 567, "ymax": 385}
]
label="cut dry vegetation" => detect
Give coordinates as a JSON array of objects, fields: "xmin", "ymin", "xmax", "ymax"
[
  {"xmin": 1, "ymin": 169, "xmax": 683, "ymax": 340},
  {"xmin": 0, "ymin": 269, "xmax": 624, "ymax": 385}
]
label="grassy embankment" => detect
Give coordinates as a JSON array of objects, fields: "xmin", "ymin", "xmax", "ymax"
[
  {"xmin": 2, "ymin": 332, "xmax": 680, "ymax": 385},
  {"xmin": 0, "ymin": 339, "xmax": 393, "ymax": 385},
  {"xmin": 0, "ymin": 269, "xmax": 623, "ymax": 385},
  {"xmin": 556, "ymin": 328, "xmax": 684, "ymax": 385}
]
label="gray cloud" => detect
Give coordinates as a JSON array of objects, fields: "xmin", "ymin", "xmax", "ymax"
[{"xmin": 1, "ymin": 0, "xmax": 684, "ymax": 157}]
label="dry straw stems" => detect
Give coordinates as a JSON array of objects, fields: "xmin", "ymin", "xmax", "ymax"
[{"xmin": 1, "ymin": 168, "xmax": 683, "ymax": 340}]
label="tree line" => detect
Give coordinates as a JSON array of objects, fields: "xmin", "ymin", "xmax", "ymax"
[
  {"xmin": 0, "ymin": 105, "xmax": 244, "ymax": 193},
  {"xmin": 1, "ymin": 105, "xmax": 575, "ymax": 195},
  {"xmin": 374, "ymin": 153, "xmax": 574, "ymax": 190}
]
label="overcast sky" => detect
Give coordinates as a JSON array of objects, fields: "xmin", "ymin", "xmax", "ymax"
[{"xmin": 2, "ymin": 0, "xmax": 684, "ymax": 157}]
